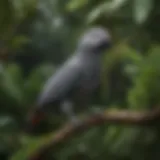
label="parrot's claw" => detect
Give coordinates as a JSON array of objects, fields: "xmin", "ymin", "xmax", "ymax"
[{"xmin": 70, "ymin": 116, "xmax": 82, "ymax": 127}]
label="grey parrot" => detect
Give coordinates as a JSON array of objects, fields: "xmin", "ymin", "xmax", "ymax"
[{"xmin": 26, "ymin": 27, "xmax": 112, "ymax": 130}]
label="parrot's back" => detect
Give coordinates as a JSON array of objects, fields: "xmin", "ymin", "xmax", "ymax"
[{"xmin": 36, "ymin": 53, "xmax": 101, "ymax": 112}]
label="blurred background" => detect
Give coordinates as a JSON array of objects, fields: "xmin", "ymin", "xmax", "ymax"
[{"xmin": 0, "ymin": 0, "xmax": 160, "ymax": 159}]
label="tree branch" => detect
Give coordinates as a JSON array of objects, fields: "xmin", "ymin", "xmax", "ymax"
[{"xmin": 29, "ymin": 108, "xmax": 160, "ymax": 160}]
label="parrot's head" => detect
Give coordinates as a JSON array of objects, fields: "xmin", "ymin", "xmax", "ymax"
[{"xmin": 78, "ymin": 27, "xmax": 112, "ymax": 54}]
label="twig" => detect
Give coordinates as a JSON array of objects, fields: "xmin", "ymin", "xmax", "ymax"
[{"xmin": 29, "ymin": 108, "xmax": 160, "ymax": 160}]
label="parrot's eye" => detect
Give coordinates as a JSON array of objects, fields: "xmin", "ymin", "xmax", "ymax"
[{"xmin": 96, "ymin": 40, "xmax": 111, "ymax": 52}]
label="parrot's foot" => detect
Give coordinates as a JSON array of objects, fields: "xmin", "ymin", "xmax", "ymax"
[
  {"xmin": 61, "ymin": 100, "xmax": 83, "ymax": 126},
  {"xmin": 70, "ymin": 116, "xmax": 82, "ymax": 127}
]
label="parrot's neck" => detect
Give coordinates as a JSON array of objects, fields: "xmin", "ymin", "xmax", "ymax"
[{"xmin": 76, "ymin": 50, "xmax": 103, "ymax": 61}]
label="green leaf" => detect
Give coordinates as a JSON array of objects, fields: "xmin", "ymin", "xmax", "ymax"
[
  {"xmin": 128, "ymin": 46, "xmax": 160, "ymax": 109},
  {"xmin": 133, "ymin": 0, "xmax": 153, "ymax": 24},
  {"xmin": 66, "ymin": 0, "xmax": 89, "ymax": 11},
  {"xmin": 11, "ymin": 133, "xmax": 56, "ymax": 160},
  {"xmin": 10, "ymin": 137, "xmax": 45, "ymax": 160},
  {"xmin": 0, "ymin": 64, "xmax": 24, "ymax": 104},
  {"xmin": 10, "ymin": 35, "xmax": 30, "ymax": 50},
  {"xmin": 0, "ymin": 116, "xmax": 17, "ymax": 133},
  {"xmin": 11, "ymin": 0, "xmax": 37, "ymax": 20},
  {"xmin": 23, "ymin": 64, "xmax": 55, "ymax": 104},
  {"xmin": 87, "ymin": 0, "xmax": 129, "ymax": 23}
]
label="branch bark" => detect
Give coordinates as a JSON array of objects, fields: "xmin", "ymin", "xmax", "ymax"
[{"xmin": 29, "ymin": 108, "xmax": 160, "ymax": 160}]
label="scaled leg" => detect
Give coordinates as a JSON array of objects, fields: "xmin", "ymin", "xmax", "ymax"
[{"xmin": 61, "ymin": 100, "xmax": 81, "ymax": 126}]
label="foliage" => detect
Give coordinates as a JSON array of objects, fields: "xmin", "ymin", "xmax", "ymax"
[{"xmin": 0, "ymin": 0, "xmax": 160, "ymax": 160}]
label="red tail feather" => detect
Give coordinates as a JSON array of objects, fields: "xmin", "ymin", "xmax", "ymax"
[
  {"xmin": 25, "ymin": 107, "xmax": 46, "ymax": 133},
  {"xmin": 30, "ymin": 112, "xmax": 45, "ymax": 126}
]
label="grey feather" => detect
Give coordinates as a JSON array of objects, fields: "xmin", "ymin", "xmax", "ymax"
[
  {"xmin": 36, "ymin": 27, "xmax": 111, "ymax": 113},
  {"xmin": 37, "ymin": 56, "xmax": 83, "ymax": 107}
]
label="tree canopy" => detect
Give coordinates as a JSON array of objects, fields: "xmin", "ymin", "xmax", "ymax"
[{"xmin": 0, "ymin": 0, "xmax": 160, "ymax": 160}]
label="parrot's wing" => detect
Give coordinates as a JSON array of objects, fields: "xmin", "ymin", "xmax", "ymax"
[
  {"xmin": 37, "ymin": 59, "xmax": 83, "ymax": 107},
  {"xmin": 25, "ymin": 59, "xmax": 83, "ymax": 132}
]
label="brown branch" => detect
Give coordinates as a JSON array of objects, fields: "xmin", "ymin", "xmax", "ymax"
[{"xmin": 28, "ymin": 108, "xmax": 160, "ymax": 160}]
